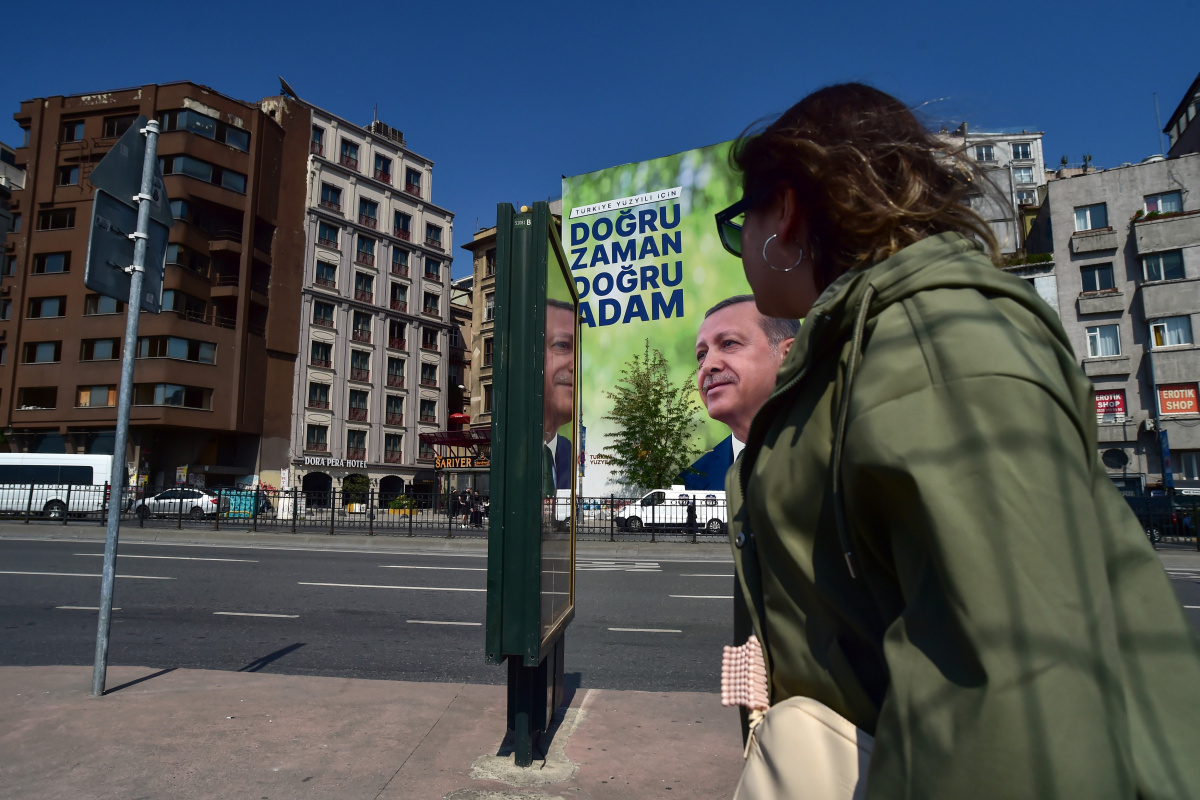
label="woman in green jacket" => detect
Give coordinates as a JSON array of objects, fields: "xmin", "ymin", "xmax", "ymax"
[{"xmin": 717, "ymin": 83, "xmax": 1200, "ymax": 798}]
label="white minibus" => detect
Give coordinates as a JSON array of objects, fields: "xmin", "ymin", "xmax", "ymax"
[{"xmin": 0, "ymin": 453, "xmax": 123, "ymax": 518}]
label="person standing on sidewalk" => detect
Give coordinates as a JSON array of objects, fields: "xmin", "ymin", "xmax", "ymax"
[{"xmin": 717, "ymin": 82, "xmax": 1200, "ymax": 799}]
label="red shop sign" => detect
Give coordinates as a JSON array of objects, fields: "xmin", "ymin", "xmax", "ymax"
[
  {"xmin": 1158, "ymin": 383, "xmax": 1199, "ymax": 415},
  {"xmin": 1095, "ymin": 389, "xmax": 1126, "ymax": 417}
]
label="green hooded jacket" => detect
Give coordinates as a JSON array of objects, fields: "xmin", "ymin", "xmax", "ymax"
[{"xmin": 728, "ymin": 232, "xmax": 1200, "ymax": 798}]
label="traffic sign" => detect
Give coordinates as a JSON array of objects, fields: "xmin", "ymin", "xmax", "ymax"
[
  {"xmin": 88, "ymin": 114, "xmax": 173, "ymax": 228},
  {"xmin": 84, "ymin": 189, "xmax": 167, "ymax": 313}
]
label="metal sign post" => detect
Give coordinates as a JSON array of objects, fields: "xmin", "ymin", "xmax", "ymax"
[{"xmin": 91, "ymin": 118, "xmax": 164, "ymax": 697}]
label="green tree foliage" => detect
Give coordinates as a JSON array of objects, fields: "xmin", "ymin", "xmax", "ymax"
[
  {"xmin": 602, "ymin": 341, "xmax": 704, "ymax": 493},
  {"xmin": 342, "ymin": 473, "xmax": 370, "ymax": 505}
]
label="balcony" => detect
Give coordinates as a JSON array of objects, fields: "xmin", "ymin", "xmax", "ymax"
[
  {"xmin": 307, "ymin": 399, "xmax": 330, "ymax": 410},
  {"xmin": 425, "ymin": 238, "xmax": 443, "ymax": 250},
  {"xmin": 374, "ymin": 170, "xmax": 392, "ymax": 185},
  {"xmin": 1142, "ymin": 276, "xmax": 1200, "ymax": 319},
  {"xmin": 385, "ymin": 451, "xmax": 402, "ymax": 463},
  {"xmin": 354, "ymin": 289, "xmax": 374, "ymax": 303},
  {"xmin": 314, "ymin": 276, "xmax": 337, "ymax": 289},
  {"xmin": 1151, "ymin": 346, "xmax": 1200, "ymax": 384},
  {"xmin": 310, "ymin": 142, "xmax": 324, "ymax": 156},
  {"xmin": 394, "ymin": 228, "xmax": 411, "ymax": 242},
  {"xmin": 1076, "ymin": 290, "xmax": 1125, "ymax": 315},
  {"xmin": 404, "ymin": 183, "xmax": 421, "ymax": 198},
  {"xmin": 352, "ymin": 329, "xmax": 372, "ymax": 343},
  {"xmin": 420, "ymin": 414, "xmax": 437, "ymax": 424},
  {"xmin": 358, "ymin": 214, "xmax": 378, "ymax": 230},
  {"xmin": 391, "ymin": 300, "xmax": 408, "ymax": 313},
  {"xmin": 312, "ymin": 316, "xmax": 334, "ymax": 329},
  {"xmin": 1071, "ymin": 228, "xmax": 1118, "ymax": 254},
  {"xmin": 422, "ymin": 306, "xmax": 440, "ymax": 318},
  {"xmin": 340, "ymin": 155, "xmax": 359, "ymax": 171},
  {"xmin": 317, "ymin": 236, "xmax": 338, "ymax": 249},
  {"xmin": 424, "ymin": 271, "xmax": 442, "ymax": 283},
  {"xmin": 391, "ymin": 264, "xmax": 409, "ymax": 278},
  {"xmin": 421, "ymin": 344, "xmax": 440, "ymax": 354},
  {"xmin": 310, "ymin": 358, "xmax": 332, "ymax": 369},
  {"xmin": 1134, "ymin": 210, "xmax": 1200, "ymax": 254},
  {"xmin": 348, "ymin": 407, "xmax": 368, "ymax": 422},
  {"xmin": 1082, "ymin": 356, "xmax": 1132, "ymax": 377},
  {"xmin": 355, "ymin": 252, "xmax": 375, "ymax": 267},
  {"xmin": 346, "ymin": 447, "xmax": 367, "ymax": 461},
  {"xmin": 388, "ymin": 337, "xmax": 407, "ymax": 350},
  {"xmin": 350, "ymin": 368, "xmax": 370, "ymax": 382},
  {"xmin": 386, "ymin": 413, "xmax": 403, "ymax": 426},
  {"xmin": 387, "ymin": 375, "xmax": 405, "ymax": 388},
  {"xmin": 420, "ymin": 378, "xmax": 438, "ymax": 388},
  {"xmin": 319, "ymin": 199, "xmax": 342, "ymax": 213},
  {"xmin": 306, "ymin": 441, "xmax": 329, "ymax": 452}
]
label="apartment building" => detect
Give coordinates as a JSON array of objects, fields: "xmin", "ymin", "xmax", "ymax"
[
  {"xmin": 461, "ymin": 226, "xmax": 496, "ymax": 438},
  {"xmin": 0, "ymin": 141, "xmax": 25, "ymax": 240},
  {"xmin": 260, "ymin": 96, "xmax": 453, "ymax": 500},
  {"xmin": 449, "ymin": 275, "xmax": 473, "ymax": 423},
  {"xmin": 1044, "ymin": 152, "xmax": 1200, "ymax": 494},
  {"xmin": 2, "ymin": 83, "xmax": 306, "ymax": 487},
  {"xmin": 1166, "ymin": 71, "xmax": 1200, "ymax": 159}
]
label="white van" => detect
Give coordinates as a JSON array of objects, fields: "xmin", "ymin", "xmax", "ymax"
[
  {"xmin": 0, "ymin": 453, "xmax": 123, "ymax": 519},
  {"xmin": 615, "ymin": 485, "xmax": 727, "ymax": 534}
]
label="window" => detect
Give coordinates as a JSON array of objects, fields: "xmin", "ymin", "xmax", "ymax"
[
  {"xmin": 421, "ymin": 328, "xmax": 438, "ymax": 350},
  {"xmin": 352, "ymin": 311, "xmax": 372, "ymax": 341},
  {"xmin": 137, "ymin": 336, "xmax": 217, "ymax": 364},
  {"xmin": 160, "ymin": 155, "xmax": 246, "ymax": 193},
  {"xmin": 27, "ymin": 297, "xmax": 65, "ymax": 318},
  {"xmin": 394, "ymin": 211, "xmax": 411, "ymax": 239},
  {"xmin": 1145, "ymin": 191, "xmax": 1183, "ymax": 214},
  {"xmin": 426, "ymin": 224, "xmax": 442, "ymax": 248},
  {"xmin": 306, "ymin": 424, "xmax": 329, "ymax": 451},
  {"xmin": 389, "ymin": 319, "xmax": 406, "ymax": 346},
  {"xmin": 348, "ymin": 389, "xmax": 369, "ymax": 421},
  {"xmin": 425, "ymin": 258, "xmax": 441, "ymax": 281},
  {"xmin": 1013, "ymin": 166, "xmax": 1034, "ymax": 185},
  {"xmin": 385, "ymin": 434, "xmax": 402, "ymax": 461},
  {"xmin": 84, "ymin": 294, "xmax": 124, "ymax": 315},
  {"xmin": 318, "ymin": 221, "xmax": 339, "ymax": 248},
  {"xmin": 374, "ymin": 155, "xmax": 392, "ymax": 184},
  {"xmin": 420, "ymin": 399, "xmax": 437, "ymax": 423},
  {"xmin": 392, "ymin": 248, "xmax": 409, "ymax": 274},
  {"xmin": 23, "ymin": 341, "xmax": 62, "ymax": 363},
  {"xmin": 160, "ymin": 110, "xmax": 247, "ymax": 150},
  {"xmin": 423, "ymin": 291, "xmax": 439, "ymax": 316},
  {"xmin": 10, "ymin": 213, "xmax": 19, "ymax": 233},
  {"xmin": 1016, "ymin": 189, "xmax": 1037, "ymax": 205},
  {"xmin": 1144, "ymin": 251, "xmax": 1185, "ymax": 282},
  {"xmin": 310, "ymin": 340, "xmax": 332, "ymax": 367},
  {"xmin": 974, "ymin": 145, "xmax": 995, "ymax": 162},
  {"xmin": 485, "ymin": 248, "xmax": 496, "ymax": 276},
  {"xmin": 1074, "ymin": 203, "xmax": 1108, "ymax": 232},
  {"xmin": 449, "ymin": 327, "xmax": 461, "ymax": 349},
  {"xmin": 484, "ymin": 292, "xmax": 495, "ymax": 321},
  {"xmin": 483, "ymin": 337, "xmax": 494, "ymax": 367},
  {"xmin": 1011, "ymin": 142, "xmax": 1032, "ymax": 160},
  {"xmin": 449, "ymin": 363, "xmax": 461, "ymax": 385},
  {"xmin": 33, "ymin": 253, "xmax": 70, "ymax": 274},
  {"xmin": 350, "ymin": 350, "xmax": 370, "ymax": 381},
  {"xmin": 312, "ymin": 301, "xmax": 335, "ymax": 327},
  {"xmin": 166, "ymin": 243, "xmax": 209, "ymax": 274},
  {"xmin": 1086, "ymin": 324, "xmax": 1121, "ymax": 358},
  {"xmin": 340, "ymin": 140, "xmax": 359, "ymax": 170},
  {"xmin": 405, "ymin": 168, "xmax": 422, "ymax": 196},
  {"xmin": 419, "ymin": 439, "xmax": 436, "ymax": 460},
  {"xmin": 390, "ymin": 283, "xmax": 408, "ymax": 311},
  {"xmin": 80, "ymin": 338, "xmax": 120, "ymax": 361},
  {"xmin": 347, "ymin": 429, "xmax": 367, "ymax": 456},
  {"xmin": 76, "ymin": 385, "xmax": 116, "ymax": 408},
  {"xmin": 483, "ymin": 383, "xmax": 493, "ymax": 413},
  {"xmin": 57, "ymin": 166, "xmax": 79, "ymax": 186},
  {"xmin": 359, "ymin": 198, "xmax": 378, "ymax": 228},
  {"xmin": 320, "ymin": 183, "xmax": 342, "ymax": 211},
  {"xmin": 132, "ymin": 383, "xmax": 213, "ymax": 409},
  {"xmin": 36, "ymin": 208, "xmax": 75, "ymax": 230},
  {"xmin": 387, "ymin": 357, "xmax": 405, "ymax": 387},
  {"xmin": 311, "ymin": 126, "xmax": 325, "ymax": 156},
  {"xmin": 386, "ymin": 395, "xmax": 404, "ymax": 424},
  {"xmin": 1081, "ymin": 264, "xmax": 1115, "ymax": 293},
  {"xmin": 356, "ymin": 235, "xmax": 376, "ymax": 266},
  {"xmin": 1179, "ymin": 451, "xmax": 1200, "ymax": 480},
  {"xmin": 101, "ymin": 114, "xmax": 137, "ymax": 139},
  {"xmin": 0, "ymin": 344, "xmax": 5, "ymax": 364},
  {"xmin": 315, "ymin": 260, "xmax": 337, "ymax": 288},
  {"xmin": 1151, "ymin": 316, "xmax": 1194, "ymax": 349},
  {"xmin": 0, "ymin": 300, "xmax": 9, "ymax": 320},
  {"xmin": 2, "ymin": 256, "xmax": 13, "ymax": 277},
  {"xmin": 18, "ymin": 387, "xmax": 57, "ymax": 409},
  {"xmin": 420, "ymin": 363, "xmax": 437, "ymax": 387},
  {"xmin": 162, "ymin": 290, "xmax": 205, "ymax": 316},
  {"xmin": 308, "ymin": 382, "xmax": 330, "ymax": 409},
  {"xmin": 1095, "ymin": 389, "xmax": 1126, "ymax": 422},
  {"xmin": 61, "ymin": 120, "xmax": 84, "ymax": 142},
  {"xmin": 354, "ymin": 273, "xmax": 374, "ymax": 303}
]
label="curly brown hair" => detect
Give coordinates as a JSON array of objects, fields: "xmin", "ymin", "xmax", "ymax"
[{"xmin": 732, "ymin": 83, "xmax": 1002, "ymax": 290}]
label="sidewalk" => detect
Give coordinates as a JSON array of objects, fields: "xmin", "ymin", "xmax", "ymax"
[{"xmin": 0, "ymin": 665, "xmax": 744, "ymax": 800}]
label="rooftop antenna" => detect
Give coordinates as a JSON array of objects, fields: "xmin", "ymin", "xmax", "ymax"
[
  {"xmin": 373, "ymin": 103, "xmax": 378, "ymax": 125},
  {"xmin": 1153, "ymin": 92, "xmax": 1165, "ymax": 155},
  {"xmin": 278, "ymin": 76, "xmax": 300, "ymax": 100}
]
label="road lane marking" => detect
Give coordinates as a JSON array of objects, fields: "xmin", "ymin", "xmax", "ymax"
[
  {"xmin": 57, "ymin": 606, "xmax": 120, "ymax": 611},
  {"xmin": 213, "ymin": 612, "xmax": 298, "ymax": 618},
  {"xmin": 670, "ymin": 594, "xmax": 733, "ymax": 599},
  {"xmin": 380, "ymin": 565, "xmax": 485, "ymax": 571},
  {"xmin": 681, "ymin": 573, "xmax": 734, "ymax": 577},
  {"xmin": 1185, "ymin": 605, "xmax": 1200, "ymax": 609},
  {"xmin": 407, "ymin": 620, "xmax": 481, "ymax": 626},
  {"xmin": 0, "ymin": 571, "xmax": 174, "ymax": 580},
  {"xmin": 75, "ymin": 553, "xmax": 258, "ymax": 563},
  {"xmin": 608, "ymin": 627, "xmax": 681, "ymax": 633},
  {"xmin": 298, "ymin": 582, "xmax": 484, "ymax": 592}
]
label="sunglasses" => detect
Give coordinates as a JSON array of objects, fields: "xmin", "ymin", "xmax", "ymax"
[{"xmin": 714, "ymin": 191, "xmax": 767, "ymax": 258}]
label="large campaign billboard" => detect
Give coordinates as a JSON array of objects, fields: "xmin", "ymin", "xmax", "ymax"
[{"xmin": 562, "ymin": 142, "xmax": 752, "ymax": 495}]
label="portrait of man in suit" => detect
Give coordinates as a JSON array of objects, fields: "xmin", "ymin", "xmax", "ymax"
[
  {"xmin": 544, "ymin": 298, "xmax": 576, "ymax": 492},
  {"xmin": 684, "ymin": 295, "xmax": 798, "ymax": 491}
]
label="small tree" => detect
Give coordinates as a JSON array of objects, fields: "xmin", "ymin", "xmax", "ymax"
[
  {"xmin": 342, "ymin": 474, "xmax": 370, "ymax": 505},
  {"xmin": 602, "ymin": 341, "xmax": 703, "ymax": 494}
]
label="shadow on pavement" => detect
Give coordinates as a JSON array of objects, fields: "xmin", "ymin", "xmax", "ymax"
[
  {"xmin": 239, "ymin": 643, "xmax": 306, "ymax": 673},
  {"xmin": 103, "ymin": 667, "xmax": 176, "ymax": 696}
]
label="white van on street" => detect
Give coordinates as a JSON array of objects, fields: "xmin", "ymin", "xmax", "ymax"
[
  {"xmin": 614, "ymin": 485, "xmax": 727, "ymax": 534},
  {"xmin": 0, "ymin": 453, "xmax": 123, "ymax": 519}
]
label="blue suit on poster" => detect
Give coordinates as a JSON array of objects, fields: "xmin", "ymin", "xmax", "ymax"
[
  {"xmin": 681, "ymin": 435, "xmax": 734, "ymax": 491},
  {"xmin": 556, "ymin": 436, "xmax": 572, "ymax": 490}
]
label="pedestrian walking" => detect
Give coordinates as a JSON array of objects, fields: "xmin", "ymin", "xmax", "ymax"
[
  {"xmin": 685, "ymin": 495, "xmax": 697, "ymax": 536},
  {"xmin": 459, "ymin": 489, "xmax": 471, "ymax": 528},
  {"xmin": 471, "ymin": 491, "xmax": 484, "ymax": 528},
  {"xmin": 717, "ymin": 82, "xmax": 1200, "ymax": 799}
]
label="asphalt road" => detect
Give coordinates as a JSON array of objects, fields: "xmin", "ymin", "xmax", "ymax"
[{"xmin": 0, "ymin": 536, "xmax": 735, "ymax": 692}]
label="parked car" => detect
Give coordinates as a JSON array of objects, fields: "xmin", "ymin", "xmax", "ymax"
[
  {"xmin": 1124, "ymin": 494, "xmax": 1200, "ymax": 545},
  {"xmin": 614, "ymin": 486, "xmax": 727, "ymax": 534},
  {"xmin": 133, "ymin": 488, "xmax": 229, "ymax": 520}
]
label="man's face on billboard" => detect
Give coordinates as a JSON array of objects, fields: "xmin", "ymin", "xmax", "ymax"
[
  {"xmin": 695, "ymin": 301, "xmax": 790, "ymax": 442},
  {"xmin": 544, "ymin": 304, "xmax": 575, "ymax": 438}
]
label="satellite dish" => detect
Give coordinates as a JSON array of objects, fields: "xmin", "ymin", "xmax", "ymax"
[{"xmin": 279, "ymin": 76, "xmax": 299, "ymax": 99}]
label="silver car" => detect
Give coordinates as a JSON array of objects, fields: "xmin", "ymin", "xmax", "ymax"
[{"xmin": 133, "ymin": 488, "xmax": 228, "ymax": 520}]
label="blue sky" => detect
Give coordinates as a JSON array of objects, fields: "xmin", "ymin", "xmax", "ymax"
[{"xmin": 5, "ymin": 1, "xmax": 1195, "ymax": 279}]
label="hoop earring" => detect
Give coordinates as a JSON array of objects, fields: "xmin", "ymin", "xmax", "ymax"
[{"xmin": 762, "ymin": 234, "xmax": 804, "ymax": 272}]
